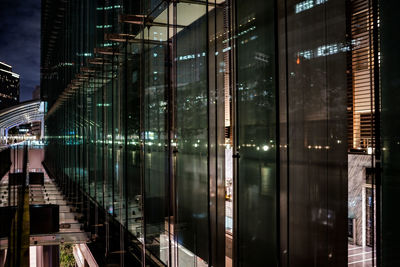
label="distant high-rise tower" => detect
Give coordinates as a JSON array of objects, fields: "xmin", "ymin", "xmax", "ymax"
[
  {"xmin": 32, "ymin": 85, "xmax": 40, "ymax": 100},
  {"xmin": 0, "ymin": 62, "xmax": 20, "ymax": 109}
]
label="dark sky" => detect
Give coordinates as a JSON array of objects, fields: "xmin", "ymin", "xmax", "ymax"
[{"xmin": 0, "ymin": 0, "xmax": 40, "ymax": 102}]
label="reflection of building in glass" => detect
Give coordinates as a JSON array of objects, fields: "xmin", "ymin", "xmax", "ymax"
[
  {"xmin": 38, "ymin": 0, "xmax": 396, "ymax": 266},
  {"xmin": 0, "ymin": 62, "xmax": 20, "ymax": 109}
]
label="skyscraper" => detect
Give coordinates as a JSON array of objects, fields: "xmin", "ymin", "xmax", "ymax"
[{"xmin": 0, "ymin": 62, "xmax": 19, "ymax": 109}]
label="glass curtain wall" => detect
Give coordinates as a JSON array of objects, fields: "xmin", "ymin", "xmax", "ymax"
[
  {"xmin": 41, "ymin": 0, "xmax": 384, "ymax": 266},
  {"xmin": 42, "ymin": 0, "xmax": 229, "ymax": 266},
  {"xmin": 276, "ymin": 0, "xmax": 348, "ymax": 266},
  {"xmin": 175, "ymin": 3, "xmax": 209, "ymax": 265},
  {"xmin": 380, "ymin": 1, "xmax": 399, "ymax": 266},
  {"xmin": 233, "ymin": 0, "xmax": 372, "ymax": 266},
  {"xmin": 234, "ymin": 0, "xmax": 278, "ymax": 266}
]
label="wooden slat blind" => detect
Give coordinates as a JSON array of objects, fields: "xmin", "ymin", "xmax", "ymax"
[{"xmin": 348, "ymin": 0, "xmax": 376, "ymax": 151}]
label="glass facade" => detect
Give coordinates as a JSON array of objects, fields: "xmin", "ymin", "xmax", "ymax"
[
  {"xmin": 41, "ymin": 0, "xmax": 396, "ymax": 266},
  {"xmin": 235, "ymin": 0, "xmax": 277, "ymax": 266},
  {"xmin": 42, "ymin": 1, "xmax": 227, "ymax": 266},
  {"xmin": 285, "ymin": 0, "xmax": 348, "ymax": 264},
  {"xmin": 381, "ymin": 1, "xmax": 400, "ymax": 266}
]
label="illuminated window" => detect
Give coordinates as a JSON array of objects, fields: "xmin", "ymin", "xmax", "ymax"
[{"xmin": 295, "ymin": 0, "xmax": 328, "ymax": 14}]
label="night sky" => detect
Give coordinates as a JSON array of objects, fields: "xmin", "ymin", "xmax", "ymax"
[{"xmin": 0, "ymin": 0, "xmax": 40, "ymax": 102}]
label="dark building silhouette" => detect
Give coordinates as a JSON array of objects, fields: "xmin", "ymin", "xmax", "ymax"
[{"xmin": 32, "ymin": 85, "xmax": 40, "ymax": 100}]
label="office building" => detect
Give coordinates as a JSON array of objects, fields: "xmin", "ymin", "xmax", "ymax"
[
  {"xmin": 39, "ymin": 0, "xmax": 400, "ymax": 266},
  {"xmin": 0, "ymin": 62, "xmax": 20, "ymax": 110},
  {"xmin": 32, "ymin": 85, "xmax": 40, "ymax": 100}
]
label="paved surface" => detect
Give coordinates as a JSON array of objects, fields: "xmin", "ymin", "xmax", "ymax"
[{"xmin": 348, "ymin": 244, "xmax": 375, "ymax": 266}]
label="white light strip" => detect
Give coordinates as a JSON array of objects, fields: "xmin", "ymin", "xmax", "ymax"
[
  {"xmin": 348, "ymin": 251, "xmax": 373, "ymax": 257},
  {"xmin": 348, "ymin": 247, "xmax": 363, "ymax": 251},
  {"xmin": 0, "ymin": 68, "xmax": 20, "ymax": 78},
  {"xmin": 0, "ymin": 62, "xmax": 12, "ymax": 69}
]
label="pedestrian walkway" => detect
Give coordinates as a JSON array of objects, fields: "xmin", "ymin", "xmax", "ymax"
[{"xmin": 0, "ymin": 146, "xmax": 89, "ymax": 249}]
